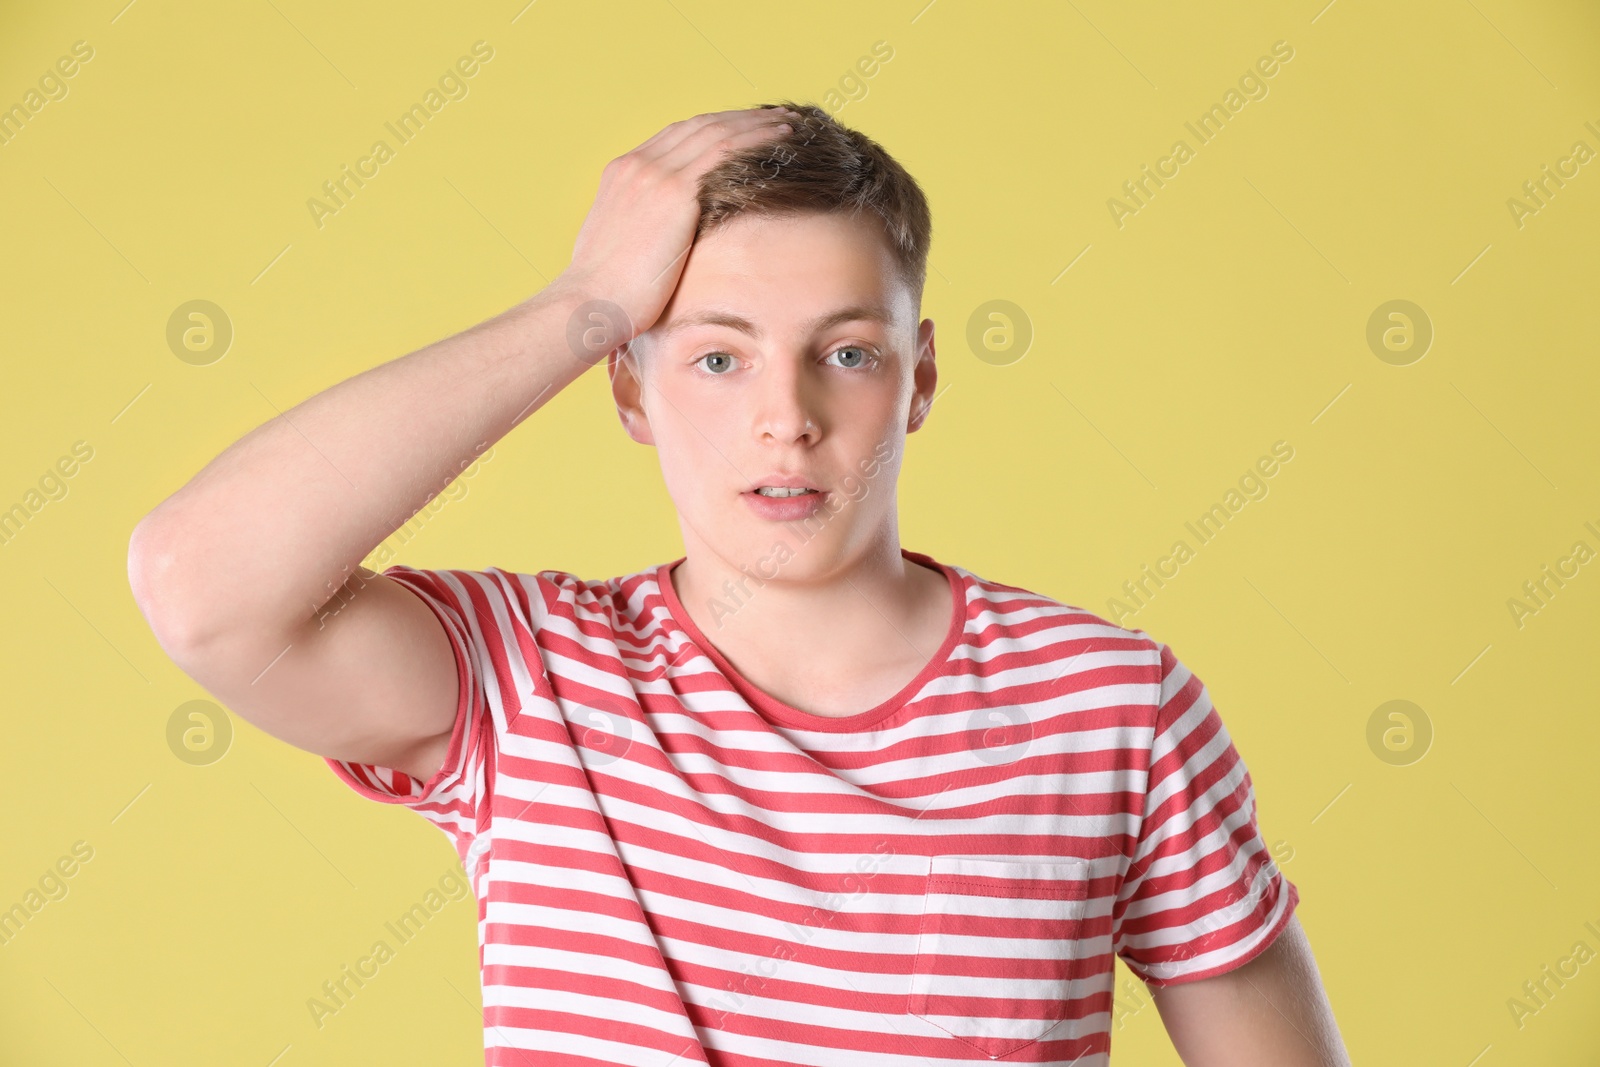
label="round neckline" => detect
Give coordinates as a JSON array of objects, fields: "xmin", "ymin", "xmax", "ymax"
[{"xmin": 654, "ymin": 548, "xmax": 968, "ymax": 733}]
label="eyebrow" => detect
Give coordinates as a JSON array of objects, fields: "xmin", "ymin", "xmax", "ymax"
[{"xmin": 656, "ymin": 303, "xmax": 893, "ymax": 340}]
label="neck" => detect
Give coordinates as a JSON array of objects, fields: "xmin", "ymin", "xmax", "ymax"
[{"xmin": 668, "ymin": 522, "xmax": 952, "ymax": 708}]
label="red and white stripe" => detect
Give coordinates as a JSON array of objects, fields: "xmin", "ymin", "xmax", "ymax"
[{"xmin": 328, "ymin": 549, "xmax": 1297, "ymax": 1065}]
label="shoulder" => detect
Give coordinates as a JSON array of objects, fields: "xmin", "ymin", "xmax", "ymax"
[
  {"xmin": 376, "ymin": 562, "xmax": 677, "ymax": 691},
  {"xmin": 954, "ymin": 561, "xmax": 1165, "ymax": 668},
  {"xmin": 949, "ymin": 565, "xmax": 1201, "ymax": 768},
  {"xmin": 376, "ymin": 562, "xmax": 661, "ymax": 633},
  {"xmin": 523, "ymin": 561, "xmax": 668, "ymax": 626}
]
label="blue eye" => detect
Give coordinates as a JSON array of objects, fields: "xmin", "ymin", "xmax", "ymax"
[
  {"xmin": 696, "ymin": 352, "xmax": 736, "ymax": 374},
  {"xmin": 828, "ymin": 346, "xmax": 873, "ymax": 369}
]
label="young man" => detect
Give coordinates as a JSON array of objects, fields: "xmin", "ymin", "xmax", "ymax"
[{"xmin": 128, "ymin": 103, "xmax": 1351, "ymax": 1066}]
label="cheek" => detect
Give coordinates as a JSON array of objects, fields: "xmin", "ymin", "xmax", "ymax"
[
  {"xmin": 651, "ymin": 441, "xmax": 708, "ymax": 518},
  {"xmin": 648, "ymin": 390, "xmax": 731, "ymax": 497},
  {"xmin": 833, "ymin": 377, "xmax": 904, "ymax": 437},
  {"xmin": 657, "ymin": 388, "xmax": 724, "ymax": 449}
]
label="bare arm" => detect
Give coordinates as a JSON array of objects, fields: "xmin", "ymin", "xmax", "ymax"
[
  {"xmin": 127, "ymin": 105, "xmax": 799, "ymax": 782},
  {"xmin": 127, "ymin": 283, "xmax": 597, "ymax": 779},
  {"xmin": 1151, "ymin": 914, "xmax": 1352, "ymax": 1066}
]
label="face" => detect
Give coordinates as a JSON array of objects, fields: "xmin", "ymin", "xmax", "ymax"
[{"xmin": 608, "ymin": 211, "xmax": 937, "ymax": 581}]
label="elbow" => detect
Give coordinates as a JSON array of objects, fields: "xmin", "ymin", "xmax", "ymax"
[{"xmin": 128, "ymin": 515, "xmax": 219, "ymax": 656}]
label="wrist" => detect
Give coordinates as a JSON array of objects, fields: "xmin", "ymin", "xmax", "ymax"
[{"xmin": 542, "ymin": 273, "xmax": 639, "ymax": 367}]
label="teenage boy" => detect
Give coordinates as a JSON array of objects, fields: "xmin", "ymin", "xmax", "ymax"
[{"xmin": 129, "ymin": 102, "xmax": 1351, "ymax": 1066}]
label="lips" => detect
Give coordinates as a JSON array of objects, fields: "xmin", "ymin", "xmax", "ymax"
[
  {"xmin": 742, "ymin": 485, "xmax": 829, "ymax": 521},
  {"xmin": 747, "ymin": 473, "xmax": 821, "ymax": 493}
]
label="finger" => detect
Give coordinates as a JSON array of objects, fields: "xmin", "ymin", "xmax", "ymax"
[
  {"xmin": 633, "ymin": 105, "xmax": 795, "ymax": 167},
  {"xmin": 629, "ymin": 106, "xmax": 784, "ymax": 164},
  {"xmin": 652, "ymin": 110, "xmax": 794, "ymax": 176}
]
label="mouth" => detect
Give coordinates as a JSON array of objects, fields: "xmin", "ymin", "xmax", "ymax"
[
  {"xmin": 750, "ymin": 486, "xmax": 820, "ymax": 498},
  {"xmin": 741, "ymin": 481, "xmax": 829, "ymax": 521}
]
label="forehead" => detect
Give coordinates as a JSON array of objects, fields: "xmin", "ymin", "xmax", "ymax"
[{"xmin": 652, "ymin": 211, "xmax": 915, "ymax": 340}]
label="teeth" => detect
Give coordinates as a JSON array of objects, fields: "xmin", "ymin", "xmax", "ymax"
[{"xmin": 755, "ymin": 486, "xmax": 817, "ymax": 497}]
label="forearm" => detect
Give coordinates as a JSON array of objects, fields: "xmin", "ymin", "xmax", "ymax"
[{"xmin": 129, "ymin": 280, "xmax": 593, "ymax": 649}]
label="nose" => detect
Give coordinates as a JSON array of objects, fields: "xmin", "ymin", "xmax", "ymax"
[{"xmin": 752, "ymin": 355, "xmax": 821, "ymax": 445}]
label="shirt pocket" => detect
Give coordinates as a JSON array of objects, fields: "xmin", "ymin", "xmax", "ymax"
[{"xmin": 908, "ymin": 856, "xmax": 1094, "ymax": 1059}]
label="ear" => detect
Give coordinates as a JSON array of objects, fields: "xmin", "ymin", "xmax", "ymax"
[
  {"xmin": 906, "ymin": 317, "xmax": 937, "ymax": 433},
  {"xmin": 608, "ymin": 340, "xmax": 657, "ymax": 446}
]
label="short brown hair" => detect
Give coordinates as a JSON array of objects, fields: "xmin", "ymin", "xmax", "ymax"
[{"xmin": 695, "ymin": 101, "xmax": 933, "ymax": 305}]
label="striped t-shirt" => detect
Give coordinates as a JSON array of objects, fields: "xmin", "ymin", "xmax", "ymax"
[{"xmin": 327, "ymin": 548, "xmax": 1298, "ymax": 1066}]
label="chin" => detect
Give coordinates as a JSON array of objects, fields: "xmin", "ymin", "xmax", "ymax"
[{"xmin": 716, "ymin": 516, "xmax": 837, "ymax": 581}]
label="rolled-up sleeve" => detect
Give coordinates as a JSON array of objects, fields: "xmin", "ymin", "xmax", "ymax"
[
  {"xmin": 324, "ymin": 565, "xmax": 500, "ymax": 865},
  {"xmin": 1112, "ymin": 641, "xmax": 1299, "ymax": 987}
]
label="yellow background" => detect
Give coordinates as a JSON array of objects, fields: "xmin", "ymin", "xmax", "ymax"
[{"xmin": 3, "ymin": 0, "xmax": 1598, "ymax": 1063}]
